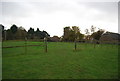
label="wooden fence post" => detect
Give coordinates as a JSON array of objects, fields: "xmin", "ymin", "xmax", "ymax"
[
  {"xmin": 44, "ymin": 37, "xmax": 47, "ymax": 53},
  {"xmin": 75, "ymin": 39, "xmax": 77, "ymax": 50},
  {"xmin": 25, "ymin": 37, "xmax": 27, "ymax": 54},
  {"xmin": 4, "ymin": 31, "xmax": 6, "ymax": 41},
  {"xmin": 93, "ymin": 39, "xmax": 96, "ymax": 48},
  {"xmin": 94, "ymin": 43, "xmax": 96, "ymax": 48}
]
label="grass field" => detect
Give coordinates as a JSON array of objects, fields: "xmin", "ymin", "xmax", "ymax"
[{"xmin": 2, "ymin": 41, "xmax": 118, "ymax": 79}]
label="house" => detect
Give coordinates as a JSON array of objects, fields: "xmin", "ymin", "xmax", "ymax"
[
  {"xmin": 99, "ymin": 32, "xmax": 120, "ymax": 44},
  {"xmin": 50, "ymin": 36, "xmax": 60, "ymax": 42}
]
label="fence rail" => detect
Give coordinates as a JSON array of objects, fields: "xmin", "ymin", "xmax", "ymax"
[{"xmin": 2, "ymin": 44, "xmax": 44, "ymax": 48}]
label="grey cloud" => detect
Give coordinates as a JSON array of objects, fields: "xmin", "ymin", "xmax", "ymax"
[
  {"xmin": 0, "ymin": 1, "xmax": 118, "ymax": 35},
  {"xmin": 2, "ymin": 2, "xmax": 31, "ymax": 18},
  {"xmin": 80, "ymin": 2, "xmax": 118, "ymax": 15}
]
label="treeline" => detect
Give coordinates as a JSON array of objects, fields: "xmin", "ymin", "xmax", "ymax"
[
  {"xmin": 62, "ymin": 25, "xmax": 105, "ymax": 42},
  {"xmin": 1, "ymin": 24, "xmax": 105, "ymax": 42},
  {"xmin": 1, "ymin": 24, "xmax": 50, "ymax": 40}
]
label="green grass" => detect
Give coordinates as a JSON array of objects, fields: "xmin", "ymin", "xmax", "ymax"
[
  {"xmin": 2, "ymin": 40, "xmax": 43, "ymax": 47},
  {"xmin": 2, "ymin": 41, "xmax": 118, "ymax": 79}
]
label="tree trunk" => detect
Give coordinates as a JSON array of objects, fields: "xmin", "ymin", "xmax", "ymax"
[{"xmin": 75, "ymin": 40, "xmax": 77, "ymax": 50}]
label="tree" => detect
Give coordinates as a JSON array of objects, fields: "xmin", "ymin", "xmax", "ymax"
[
  {"xmin": 42, "ymin": 30, "xmax": 50, "ymax": 38},
  {"xmin": 34, "ymin": 28, "xmax": 50, "ymax": 39},
  {"xmin": 72, "ymin": 26, "xmax": 80, "ymax": 40},
  {"xmin": 77, "ymin": 32, "xmax": 84, "ymax": 41},
  {"xmin": 63, "ymin": 26, "xmax": 71, "ymax": 41},
  {"xmin": 28, "ymin": 27, "xmax": 34, "ymax": 35},
  {"xmin": 90, "ymin": 25, "xmax": 96, "ymax": 42},
  {"xmin": 91, "ymin": 29, "xmax": 105, "ymax": 40},
  {"xmin": 63, "ymin": 26, "xmax": 84, "ymax": 42},
  {"xmin": 10, "ymin": 24, "xmax": 18, "ymax": 34},
  {"xmin": 9, "ymin": 24, "xmax": 18, "ymax": 39},
  {"xmin": 68, "ymin": 30, "xmax": 75, "ymax": 41},
  {"xmin": 27, "ymin": 27, "xmax": 35, "ymax": 39},
  {"xmin": 0, "ymin": 24, "xmax": 5, "ymax": 40},
  {"xmin": 35, "ymin": 28, "xmax": 41, "ymax": 39},
  {"xmin": 15, "ymin": 27, "xmax": 27, "ymax": 39},
  {"xmin": 85, "ymin": 29, "xmax": 90, "ymax": 41},
  {"xmin": 85, "ymin": 29, "xmax": 90, "ymax": 35},
  {"xmin": 1, "ymin": 24, "xmax": 4, "ymax": 32},
  {"xmin": 72, "ymin": 26, "xmax": 80, "ymax": 34},
  {"xmin": 91, "ymin": 25, "xmax": 96, "ymax": 33},
  {"xmin": 6, "ymin": 29, "xmax": 13, "ymax": 40},
  {"xmin": 63, "ymin": 26, "xmax": 76, "ymax": 41}
]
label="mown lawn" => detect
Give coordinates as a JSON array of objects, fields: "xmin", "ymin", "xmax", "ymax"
[{"xmin": 2, "ymin": 41, "xmax": 118, "ymax": 79}]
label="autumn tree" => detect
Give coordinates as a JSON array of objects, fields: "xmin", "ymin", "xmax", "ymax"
[
  {"xmin": 63, "ymin": 26, "xmax": 71, "ymax": 41},
  {"xmin": 63, "ymin": 26, "xmax": 84, "ymax": 42},
  {"xmin": 72, "ymin": 26, "xmax": 80, "ymax": 40}
]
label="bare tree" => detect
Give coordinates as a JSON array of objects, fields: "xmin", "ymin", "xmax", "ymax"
[
  {"xmin": 85, "ymin": 29, "xmax": 90, "ymax": 35},
  {"xmin": 91, "ymin": 25, "xmax": 96, "ymax": 33}
]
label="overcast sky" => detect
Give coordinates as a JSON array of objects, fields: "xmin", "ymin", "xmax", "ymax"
[{"xmin": 0, "ymin": 0, "xmax": 119, "ymax": 37}]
